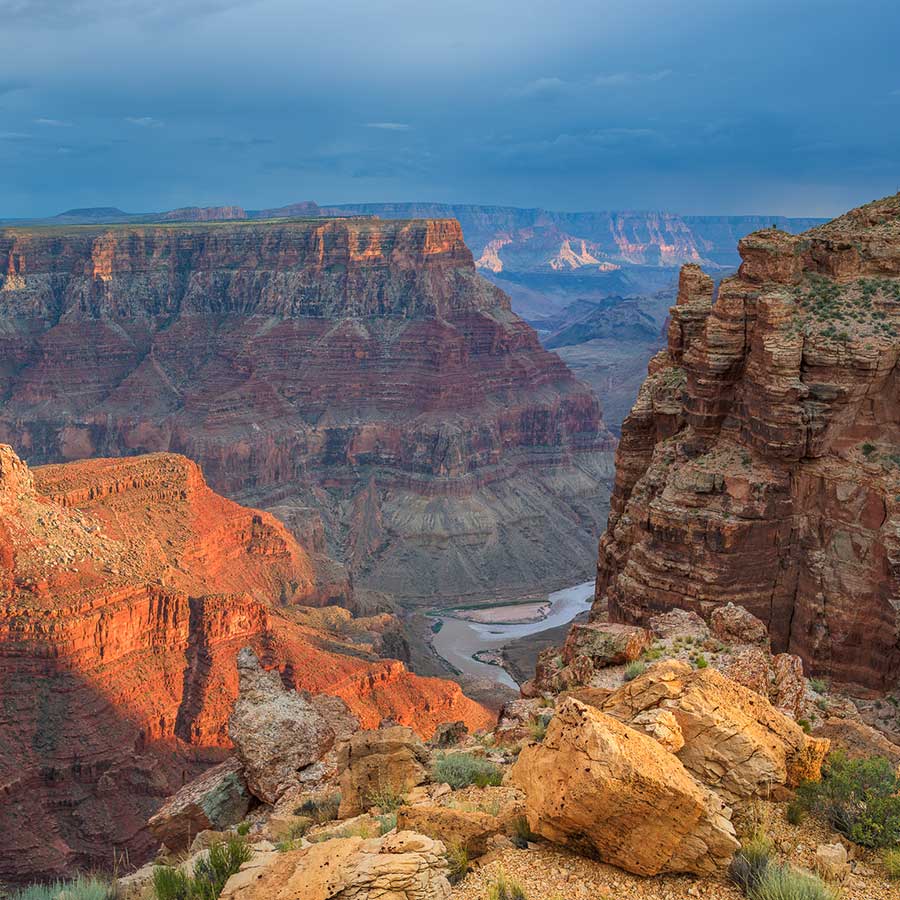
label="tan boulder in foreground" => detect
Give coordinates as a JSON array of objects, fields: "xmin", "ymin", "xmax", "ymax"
[
  {"xmin": 337, "ymin": 725, "xmax": 430, "ymax": 818},
  {"xmin": 219, "ymin": 830, "xmax": 450, "ymax": 900},
  {"xmin": 600, "ymin": 661, "xmax": 829, "ymax": 800},
  {"xmin": 509, "ymin": 698, "xmax": 739, "ymax": 876}
]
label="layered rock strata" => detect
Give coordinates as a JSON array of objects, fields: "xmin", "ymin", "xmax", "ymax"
[
  {"xmin": 0, "ymin": 218, "xmax": 614, "ymax": 602},
  {"xmin": 0, "ymin": 445, "xmax": 491, "ymax": 882},
  {"xmin": 595, "ymin": 193, "xmax": 900, "ymax": 690}
]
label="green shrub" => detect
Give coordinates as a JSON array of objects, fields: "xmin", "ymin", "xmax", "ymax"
[
  {"xmin": 694, "ymin": 654, "xmax": 709, "ymax": 669},
  {"xmin": 293, "ymin": 792, "xmax": 341, "ymax": 824},
  {"xmin": 486, "ymin": 872, "xmax": 528, "ymax": 900},
  {"xmin": 884, "ymin": 847, "xmax": 900, "ymax": 880},
  {"xmin": 153, "ymin": 866, "xmax": 192, "ymax": 900},
  {"xmin": 729, "ymin": 829, "xmax": 774, "ymax": 895},
  {"xmin": 809, "ymin": 678, "xmax": 828, "ymax": 695},
  {"xmin": 153, "ymin": 838, "xmax": 252, "ymax": 900},
  {"xmin": 365, "ymin": 786, "xmax": 404, "ymax": 812},
  {"xmin": 431, "ymin": 752, "xmax": 503, "ymax": 789},
  {"xmin": 235, "ymin": 821, "xmax": 250, "ymax": 837},
  {"xmin": 749, "ymin": 862, "xmax": 837, "ymax": 900},
  {"xmin": 376, "ymin": 812, "xmax": 397, "ymax": 835},
  {"xmin": 13, "ymin": 876, "xmax": 114, "ymax": 900},
  {"xmin": 795, "ymin": 751, "xmax": 900, "ymax": 849},
  {"xmin": 786, "ymin": 800, "xmax": 805, "ymax": 826},
  {"xmin": 511, "ymin": 815, "xmax": 537, "ymax": 849},
  {"xmin": 445, "ymin": 842, "xmax": 470, "ymax": 884},
  {"xmin": 623, "ymin": 661, "xmax": 646, "ymax": 682}
]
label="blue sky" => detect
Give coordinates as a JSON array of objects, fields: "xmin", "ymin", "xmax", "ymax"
[{"xmin": 1, "ymin": 0, "xmax": 898, "ymax": 217}]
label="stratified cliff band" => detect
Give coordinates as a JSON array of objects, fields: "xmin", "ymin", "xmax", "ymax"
[
  {"xmin": 595, "ymin": 193, "xmax": 900, "ymax": 690},
  {"xmin": 0, "ymin": 217, "xmax": 614, "ymax": 603}
]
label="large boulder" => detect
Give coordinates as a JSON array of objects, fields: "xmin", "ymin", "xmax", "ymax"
[
  {"xmin": 148, "ymin": 757, "xmax": 251, "ymax": 851},
  {"xmin": 562, "ymin": 622, "xmax": 652, "ymax": 669},
  {"xmin": 508, "ymin": 698, "xmax": 739, "ymax": 876},
  {"xmin": 228, "ymin": 648, "xmax": 338, "ymax": 803},
  {"xmin": 396, "ymin": 805, "xmax": 502, "ymax": 858},
  {"xmin": 219, "ymin": 831, "xmax": 450, "ymax": 900},
  {"xmin": 338, "ymin": 725, "xmax": 429, "ymax": 818},
  {"xmin": 600, "ymin": 661, "xmax": 829, "ymax": 801},
  {"xmin": 710, "ymin": 603, "xmax": 769, "ymax": 646}
]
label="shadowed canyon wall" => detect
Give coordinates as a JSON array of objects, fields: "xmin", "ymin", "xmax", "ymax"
[
  {"xmin": 0, "ymin": 218, "xmax": 614, "ymax": 603},
  {"xmin": 594, "ymin": 193, "xmax": 900, "ymax": 691}
]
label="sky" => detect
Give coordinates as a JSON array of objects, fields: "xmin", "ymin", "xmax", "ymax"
[{"xmin": 1, "ymin": 0, "xmax": 898, "ymax": 218}]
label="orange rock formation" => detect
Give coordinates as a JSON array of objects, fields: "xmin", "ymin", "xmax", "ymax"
[{"xmin": 0, "ymin": 446, "xmax": 491, "ymax": 882}]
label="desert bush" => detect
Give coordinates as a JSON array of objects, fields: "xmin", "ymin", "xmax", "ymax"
[
  {"xmin": 365, "ymin": 786, "xmax": 404, "ymax": 812},
  {"xmin": 486, "ymin": 872, "xmax": 528, "ymax": 900},
  {"xmin": 153, "ymin": 837, "xmax": 252, "ymax": 900},
  {"xmin": 13, "ymin": 876, "xmax": 114, "ymax": 900},
  {"xmin": 694, "ymin": 653, "xmax": 709, "ymax": 669},
  {"xmin": 884, "ymin": 847, "xmax": 900, "ymax": 880},
  {"xmin": 623, "ymin": 661, "xmax": 646, "ymax": 682},
  {"xmin": 809, "ymin": 678, "xmax": 829, "ymax": 695},
  {"xmin": 293, "ymin": 792, "xmax": 341, "ymax": 824},
  {"xmin": 511, "ymin": 815, "xmax": 538, "ymax": 849},
  {"xmin": 153, "ymin": 866, "xmax": 192, "ymax": 900},
  {"xmin": 235, "ymin": 821, "xmax": 250, "ymax": 836},
  {"xmin": 795, "ymin": 751, "xmax": 900, "ymax": 849},
  {"xmin": 431, "ymin": 752, "xmax": 502, "ymax": 789},
  {"xmin": 728, "ymin": 829, "xmax": 774, "ymax": 895},
  {"xmin": 376, "ymin": 812, "xmax": 397, "ymax": 835},
  {"xmin": 749, "ymin": 863, "xmax": 838, "ymax": 900},
  {"xmin": 785, "ymin": 800, "xmax": 805, "ymax": 826},
  {"xmin": 444, "ymin": 842, "xmax": 470, "ymax": 884}
]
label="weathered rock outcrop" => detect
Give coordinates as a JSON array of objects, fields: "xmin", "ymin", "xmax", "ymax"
[
  {"xmin": 599, "ymin": 661, "xmax": 829, "ymax": 800},
  {"xmin": 228, "ymin": 648, "xmax": 343, "ymax": 803},
  {"xmin": 509, "ymin": 698, "xmax": 739, "ymax": 876},
  {"xmin": 337, "ymin": 725, "xmax": 429, "ymax": 818},
  {"xmin": 595, "ymin": 193, "xmax": 900, "ymax": 690},
  {"xmin": 219, "ymin": 831, "xmax": 451, "ymax": 900},
  {"xmin": 147, "ymin": 758, "xmax": 251, "ymax": 852},
  {"xmin": 0, "ymin": 217, "xmax": 614, "ymax": 603},
  {"xmin": 0, "ymin": 446, "xmax": 492, "ymax": 883}
]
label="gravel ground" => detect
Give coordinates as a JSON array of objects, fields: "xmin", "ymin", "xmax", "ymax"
[
  {"xmin": 452, "ymin": 845, "xmax": 743, "ymax": 900},
  {"xmin": 451, "ymin": 802, "xmax": 899, "ymax": 900}
]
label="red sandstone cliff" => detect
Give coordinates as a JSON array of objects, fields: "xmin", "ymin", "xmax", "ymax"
[
  {"xmin": 0, "ymin": 217, "xmax": 614, "ymax": 603},
  {"xmin": 0, "ymin": 445, "xmax": 492, "ymax": 882},
  {"xmin": 595, "ymin": 193, "xmax": 900, "ymax": 691}
]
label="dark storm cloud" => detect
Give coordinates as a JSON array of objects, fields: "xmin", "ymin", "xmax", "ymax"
[{"xmin": 1, "ymin": 0, "xmax": 898, "ymax": 217}]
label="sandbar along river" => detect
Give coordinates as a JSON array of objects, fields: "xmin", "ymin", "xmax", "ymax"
[{"xmin": 429, "ymin": 580, "xmax": 595, "ymax": 689}]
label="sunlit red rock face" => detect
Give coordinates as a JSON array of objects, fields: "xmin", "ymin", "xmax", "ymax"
[
  {"xmin": 0, "ymin": 217, "xmax": 614, "ymax": 602},
  {"xmin": 0, "ymin": 445, "xmax": 492, "ymax": 882},
  {"xmin": 595, "ymin": 193, "xmax": 900, "ymax": 692}
]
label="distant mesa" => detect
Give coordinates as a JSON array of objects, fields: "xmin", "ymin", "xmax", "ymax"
[{"xmin": 0, "ymin": 214, "xmax": 615, "ymax": 605}]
